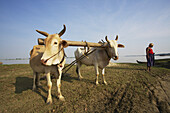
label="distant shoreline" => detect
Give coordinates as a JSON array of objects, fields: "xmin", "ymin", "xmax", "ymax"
[
  {"xmin": 0, "ymin": 57, "xmax": 75, "ymax": 60},
  {"xmin": 1, "ymin": 53, "xmax": 170, "ymax": 60},
  {"xmin": 0, "ymin": 55, "xmax": 170, "ymax": 65},
  {"xmin": 0, "ymin": 58, "xmax": 29, "ymax": 60},
  {"xmin": 125, "ymin": 53, "xmax": 170, "ymax": 57}
]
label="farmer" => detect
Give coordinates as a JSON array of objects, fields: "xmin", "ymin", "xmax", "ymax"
[{"xmin": 146, "ymin": 43, "xmax": 154, "ymax": 71}]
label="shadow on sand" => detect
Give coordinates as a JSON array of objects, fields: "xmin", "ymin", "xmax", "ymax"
[
  {"xmin": 14, "ymin": 76, "xmax": 49, "ymax": 103},
  {"xmin": 13, "ymin": 73, "xmax": 93, "ymax": 103},
  {"xmin": 13, "ymin": 77, "xmax": 33, "ymax": 94},
  {"xmin": 62, "ymin": 73, "xmax": 79, "ymax": 83}
]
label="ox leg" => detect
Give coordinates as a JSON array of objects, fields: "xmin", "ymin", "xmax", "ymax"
[
  {"xmin": 76, "ymin": 62, "xmax": 83, "ymax": 79},
  {"xmin": 102, "ymin": 68, "xmax": 107, "ymax": 85},
  {"xmin": 57, "ymin": 67, "xmax": 65, "ymax": 101},
  {"xmin": 94, "ymin": 65, "xmax": 99, "ymax": 85},
  {"xmin": 36, "ymin": 73, "xmax": 41, "ymax": 87},
  {"xmin": 46, "ymin": 72, "xmax": 52, "ymax": 104},
  {"xmin": 32, "ymin": 71, "xmax": 37, "ymax": 90}
]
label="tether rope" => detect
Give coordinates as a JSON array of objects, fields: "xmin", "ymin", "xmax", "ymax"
[
  {"xmin": 62, "ymin": 41, "xmax": 105, "ymax": 74},
  {"xmin": 62, "ymin": 48, "xmax": 97, "ymax": 74}
]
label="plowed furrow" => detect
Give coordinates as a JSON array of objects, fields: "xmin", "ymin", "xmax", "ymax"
[{"xmin": 139, "ymin": 73, "xmax": 170, "ymax": 113}]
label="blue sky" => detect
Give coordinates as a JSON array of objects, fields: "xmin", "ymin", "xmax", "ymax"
[{"xmin": 0, "ymin": 0, "xmax": 170, "ymax": 59}]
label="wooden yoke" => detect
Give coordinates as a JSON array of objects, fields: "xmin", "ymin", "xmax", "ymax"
[
  {"xmin": 38, "ymin": 38, "xmax": 108, "ymax": 48},
  {"xmin": 66, "ymin": 40, "xmax": 105, "ymax": 47}
]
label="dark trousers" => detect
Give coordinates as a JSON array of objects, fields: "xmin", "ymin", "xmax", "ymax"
[{"xmin": 146, "ymin": 53, "xmax": 154, "ymax": 67}]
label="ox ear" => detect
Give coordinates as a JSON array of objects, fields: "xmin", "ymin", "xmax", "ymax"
[
  {"xmin": 38, "ymin": 38, "xmax": 45, "ymax": 45},
  {"xmin": 115, "ymin": 35, "xmax": 118, "ymax": 41},
  {"xmin": 118, "ymin": 44, "xmax": 125, "ymax": 48},
  {"xmin": 61, "ymin": 40, "xmax": 68, "ymax": 48},
  {"xmin": 36, "ymin": 30, "xmax": 49, "ymax": 37},
  {"xmin": 58, "ymin": 24, "xmax": 66, "ymax": 37}
]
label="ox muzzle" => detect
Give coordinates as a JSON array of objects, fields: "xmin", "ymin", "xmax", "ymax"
[{"xmin": 113, "ymin": 56, "xmax": 118, "ymax": 60}]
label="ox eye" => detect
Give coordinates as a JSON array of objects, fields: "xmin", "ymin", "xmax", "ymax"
[{"xmin": 54, "ymin": 42, "xmax": 57, "ymax": 45}]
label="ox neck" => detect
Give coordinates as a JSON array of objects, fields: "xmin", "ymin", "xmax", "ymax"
[
  {"xmin": 105, "ymin": 48, "xmax": 112, "ymax": 59},
  {"xmin": 55, "ymin": 52, "xmax": 66, "ymax": 66}
]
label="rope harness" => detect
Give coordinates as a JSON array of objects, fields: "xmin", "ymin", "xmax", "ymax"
[
  {"xmin": 43, "ymin": 47, "xmax": 65, "ymax": 67},
  {"xmin": 62, "ymin": 48, "xmax": 97, "ymax": 74}
]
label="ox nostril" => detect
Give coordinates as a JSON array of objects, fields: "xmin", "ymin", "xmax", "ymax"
[{"xmin": 114, "ymin": 56, "xmax": 118, "ymax": 60}]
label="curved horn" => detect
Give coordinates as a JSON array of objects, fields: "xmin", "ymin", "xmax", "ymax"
[
  {"xmin": 115, "ymin": 35, "xmax": 118, "ymax": 41},
  {"xmin": 58, "ymin": 24, "xmax": 66, "ymax": 37},
  {"xmin": 36, "ymin": 30, "xmax": 49, "ymax": 37},
  {"xmin": 105, "ymin": 36, "xmax": 109, "ymax": 42}
]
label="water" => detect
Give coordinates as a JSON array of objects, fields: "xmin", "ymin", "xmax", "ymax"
[
  {"xmin": 0, "ymin": 59, "xmax": 29, "ymax": 64},
  {"xmin": 0, "ymin": 56, "xmax": 169, "ymax": 65},
  {"xmin": 0, "ymin": 58, "xmax": 75, "ymax": 65},
  {"xmin": 113, "ymin": 56, "xmax": 170, "ymax": 63}
]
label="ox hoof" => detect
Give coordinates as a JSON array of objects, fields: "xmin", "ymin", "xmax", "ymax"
[
  {"xmin": 78, "ymin": 76, "xmax": 83, "ymax": 80},
  {"xmin": 59, "ymin": 96, "xmax": 65, "ymax": 101},
  {"xmin": 103, "ymin": 81, "xmax": 108, "ymax": 85},
  {"xmin": 96, "ymin": 82, "xmax": 99, "ymax": 85},
  {"xmin": 46, "ymin": 98, "xmax": 52, "ymax": 104},
  {"xmin": 32, "ymin": 86, "xmax": 37, "ymax": 91}
]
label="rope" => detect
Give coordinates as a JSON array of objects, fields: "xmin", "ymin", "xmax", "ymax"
[
  {"xmin": 62, "ymin": 41, "xmax": 106, "ymax": 74},
  {"xmin": 44, "ymin": 47, "xmax": 64, "ymax": 64},
  {"xmin": 62, "ymin": 48, "xmax": 97, "ymax": 74}
]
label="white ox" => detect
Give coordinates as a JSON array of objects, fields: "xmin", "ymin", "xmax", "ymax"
[
  {"xmin": 75, "ymin": 36, "xmax": 124, "ymax": 85},
  {"xmin": 29, "ymin": 25, "xmax": 68, "ymax": 104}
]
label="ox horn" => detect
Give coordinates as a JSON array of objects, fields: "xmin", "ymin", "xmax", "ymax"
[
  {"xmin": 105, "ymin": 36, "xmax": 109, "ymax": 42},
  {"xmin": 36, "ymin": 30, "xmax": 49, "ymax": 37},
  {"xmin": 58, "ymin": 24, "xmax": 66, "ymax": 37},
  {"xmin": 115, "ymin": 35, "xmax": 118, "ymax": 41}
]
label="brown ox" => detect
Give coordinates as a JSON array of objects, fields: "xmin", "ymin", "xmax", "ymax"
[
  {"xmin": 75, "ymin": 36, "xmax": 124, "ymax": 85},
  {"xmin": 29, "ymin": 25, "xmax": 68, "ymax": 104}
]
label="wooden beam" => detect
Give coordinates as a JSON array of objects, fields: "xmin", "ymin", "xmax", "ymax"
[
  {"xmin": 66, "ymin": 40, "xmax": 107, "ymax": 48},
  {"xmin": 37, "ymin": 38, "xmax": 107, "ymax": 48}
]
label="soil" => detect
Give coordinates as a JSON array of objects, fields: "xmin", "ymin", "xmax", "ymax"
[{"xmin": 0, "ymin": 64, "xmax": 169, "ymax": 112}]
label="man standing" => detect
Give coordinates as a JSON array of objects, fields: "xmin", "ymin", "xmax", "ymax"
[{"xmin": 146, "ymin": 43, "xmax": 154, "ymax": 71}]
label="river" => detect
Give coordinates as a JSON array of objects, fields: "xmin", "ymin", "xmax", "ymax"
[{"xmin": 0, "ymin": 56, "xmax": 169, "ymax": 65}]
